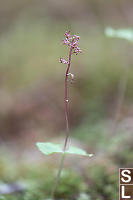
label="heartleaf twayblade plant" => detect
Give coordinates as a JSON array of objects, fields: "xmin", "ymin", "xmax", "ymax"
[{"xmin": 36, "ymin": 31, "xmax": 93, "ymax": 200}]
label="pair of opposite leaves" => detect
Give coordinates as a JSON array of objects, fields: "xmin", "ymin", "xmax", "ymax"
[{"xmin": 36, "ymin": 142, "xmax": 93, "ymax": 157}]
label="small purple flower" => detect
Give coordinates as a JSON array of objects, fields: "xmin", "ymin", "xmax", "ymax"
[
  {"xmin": 63, "ymin": 39, "xmax": 70, "ymax": 46},
  {"xmin": 59, "ymin": 58, "xmax": 68, "ymax": 64},
  {"xmin": 73, "ymin": 47, "xmax": 82, "ymax": 55},
  {"xmin": 73, "ymin": 35, "xmax": 80, "ymax": 40},
  {"xmin": 65, "ymin": 31, "xmax": 72, "ymax": 39}
]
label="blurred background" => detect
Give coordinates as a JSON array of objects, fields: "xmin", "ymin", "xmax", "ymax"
[{"xmin": 0, "ymin": 0, "xmax": 133, "ymax": 199}]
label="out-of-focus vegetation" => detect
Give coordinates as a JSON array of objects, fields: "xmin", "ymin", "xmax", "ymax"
[{"xmin": 0, "ymin": 0, "xmax": 133, "ymax": 199}]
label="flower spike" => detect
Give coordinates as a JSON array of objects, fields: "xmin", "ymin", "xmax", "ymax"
[{"xmin": 61, "ymin": 31, "xmax": 82, "ymax": 55}]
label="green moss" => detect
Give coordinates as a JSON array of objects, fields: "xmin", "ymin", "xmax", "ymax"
[
  {"xmin": 54, "ymin": 170, "xmax": 87, "ymax": 199},
  {"xmin": 86, "ymin": 163, "xmax": 118, "ymax": 200}
]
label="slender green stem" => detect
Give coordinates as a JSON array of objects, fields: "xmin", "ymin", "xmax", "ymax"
[{"xmin": 51, "ymin": 153, "xmax": 66, "ymax": 200}]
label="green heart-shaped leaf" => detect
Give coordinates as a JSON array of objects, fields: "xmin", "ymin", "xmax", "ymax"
[{"xmin": 36, "ymin": 142, "xmax": 93, "ymax": 157}]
